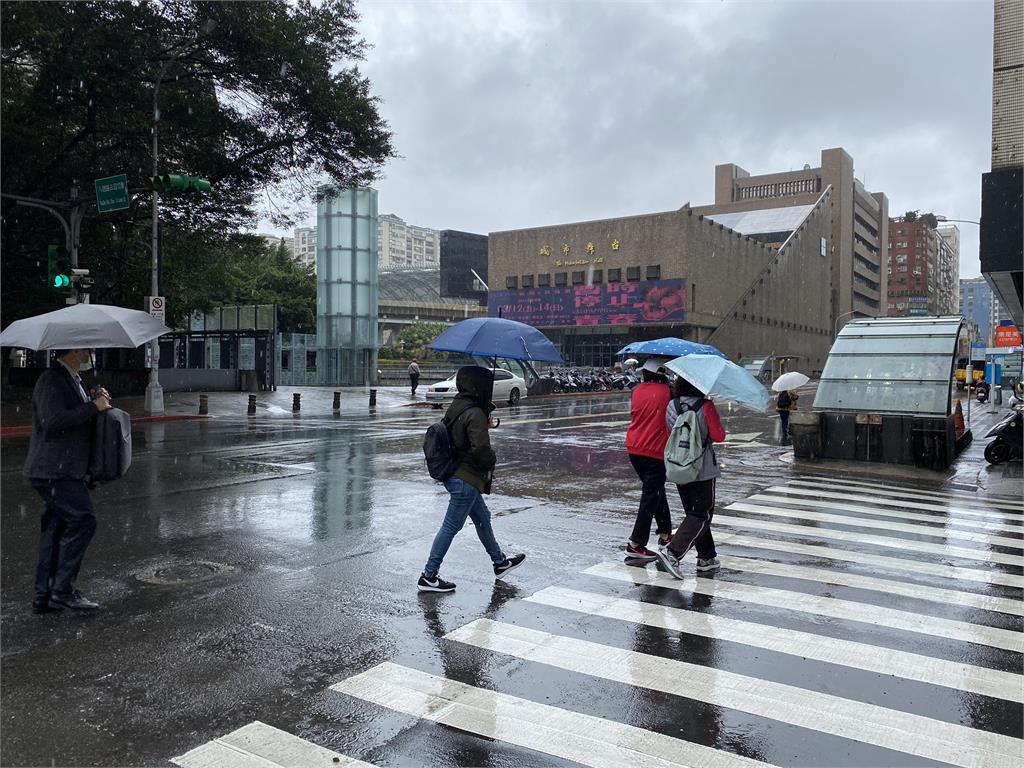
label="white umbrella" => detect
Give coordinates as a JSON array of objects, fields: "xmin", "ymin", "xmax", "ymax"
[
  {"xmin": 771, "ymin": 371, "xmax": 810, "ymax": 392},
  {"xmin": 623, "ymin": 358, "xmax": 639, "ymax": 367},
  {"xmin": 0, "ymin": 303, "xmax": 171, "ymax": 350}
]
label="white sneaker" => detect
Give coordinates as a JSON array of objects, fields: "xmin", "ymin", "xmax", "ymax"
[
  {"xmin": 654, "ymin": 547, "xmax": 685, "ymax": 580},
  {"xmin": 696, "ymin": 557, "xmax": 721, "ymax": 572}
]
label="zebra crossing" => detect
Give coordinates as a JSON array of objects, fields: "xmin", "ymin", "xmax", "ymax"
[{"xmin": 173, "ymin": 475, "xmax": 1023, "ymax": 768}]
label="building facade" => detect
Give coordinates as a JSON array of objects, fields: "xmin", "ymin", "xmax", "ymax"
[
  {"xmin": 439, "ymin": 229, "xmax": 488, "ymax": 305},
  {"xmin": 960, "ymin": 277, "xmax": 1005, "ymax": 345},
  {"xmin": 981, "ymin": 0, "xmax": 1023, "ymax": 325},
  {"xmin": 292, "ymin": 226, "xmax": 317, "ymax": 271},
  {"xmin": 378, "ymin": 269, "xmax": 487, "ymax": 347},
  {"xmin": 487, "ymin": 192, "xmax": 835, "ymax": 371},
  {"xmin": 693, "ymin": 147, "xmax": 889, "ymax": 333},
  {"xmin": 377, "ymin": 213, "xmax": 440, "ymax": 270},
  {"xmin": 886, "ymin": 217, "xmax": 959, "ymax": 317}
]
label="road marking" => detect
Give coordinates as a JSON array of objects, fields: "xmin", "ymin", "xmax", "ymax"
[
  {"xmin": 332, "ymin": 662, "xmax": 774, "ymax": 768},
  {"xmin": 716, "ymin": 532, "xmax": 1024, "ymax": 589},
  {"xmin": 540, "ymin": 420, "xmax": 631, "ymax": 431},
  {"xmin": 173, "ymin": 721, "xmax": 375, "ymax": 768},
  {"xmin": 503, "ymin": 410, "xmax": 631, "ymax": 427},
  {"xmin": 714, "ymin": 513, "xmax": 1024, "ymax": 568},
  {"xmin": 748, "ymin": 494, "xmax": 1023, "ymax": 536},
  {"xmin": 724, "ymin": 431, "xmax": 763, "ymax": 442},
  {"xmin": 526, "ymin": 586, "xmax": 1024, "ymax": 702},
  {"xmin": 791, "ymin": 477, "xmax": 1024, "ymax": 511},
  {"xmin": 728, "ymin": 501, "xmax": 1024, "ymax": 549},
  {"xmin": 445, "ymin": 619, "xmax": 1022, "ymax": 768},
  {"xmin": 715, "ymin": 553, "xmax": 1024, "ymax": 616},
  {"xmin": 766, "ymin": 486, "xmax": 1024, "ymax": 522},
  {"xmin": 586, "ymin": 561, "xmax": 1024, "ymax": 652}
]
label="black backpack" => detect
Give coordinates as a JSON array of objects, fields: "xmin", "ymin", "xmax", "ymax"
[
  {"xmin": 88, "ymin": 407, "xmax": 132, "ymax": 485},
  {"xmin": 423, "ymin": 403, "xmax": 477, "ymax": 481}
]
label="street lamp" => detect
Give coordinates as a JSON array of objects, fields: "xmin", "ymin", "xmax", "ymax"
[
  {"xmin": 144, "ymin": 21, "xmax": 215, "ymax": 415},
  {"xmin": 935, "ymin": 215, "xmax": 980, "ymax": 226}
]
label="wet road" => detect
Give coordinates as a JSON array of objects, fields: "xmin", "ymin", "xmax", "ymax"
[{"xmin": 1, "ymin": 392, "xmax": 1021, "ymax": 767}]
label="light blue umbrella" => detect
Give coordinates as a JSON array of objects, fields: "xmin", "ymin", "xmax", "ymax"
[
  {"xmin": 617, "ymin": 337, "xmax": 726, "ymax": 359},
  {"xmin": 664, "ymin": 354, "xmax": 770, "ymax": 411}
]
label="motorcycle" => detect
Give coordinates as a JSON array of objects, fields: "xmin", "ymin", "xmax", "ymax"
[
  {"xmin": 984, "ymin": 400, "xmax": 1023, "ymax": 464},
  {"xmin": 976, "ymin": 385, "xmax": 990, "ymax": 404}
]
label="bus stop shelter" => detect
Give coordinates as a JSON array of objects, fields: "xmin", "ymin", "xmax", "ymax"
[{"xmin": 797, "ymin": 316, "xmax": 969, "ymax": 469}]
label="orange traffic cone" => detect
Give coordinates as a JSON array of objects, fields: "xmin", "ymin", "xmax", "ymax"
[{"xmin": 953, "ymin": 400, "xmax": 965, "ymax": 438}]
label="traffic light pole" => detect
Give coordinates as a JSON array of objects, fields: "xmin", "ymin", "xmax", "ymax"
[{"xmin": 144, "ymin": 59, "xmax": 170, "ymax": 416}]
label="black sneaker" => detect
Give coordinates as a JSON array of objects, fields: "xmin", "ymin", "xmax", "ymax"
[
  {"xmin": 494, "ymin": 553, "xmax": 526, "ymax": 580},
  {"xmin": 417, "ymin": 573, "xmax": 456, "ymax": 593},
  {"xmin": 48, "ymin": 590, "xmax": 99, "ymax": 611},
  {"xmin": 32, "ymin": 595, "xmax": 61, "ymax": 615}
]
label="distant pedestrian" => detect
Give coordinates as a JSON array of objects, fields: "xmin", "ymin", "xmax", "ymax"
[
  {"xmin": 776, "ymin": 389, "xmax": 798, "ymax": 440},
  {"xmin": 622, "ymin": 359, "xmax": 674, "ymax": 561},
  {"xmin": 418, "ymin": 366, "xmax": 525, "ymax": 593},
  {"xmin": 24, "ymin": 349, "xmax": 111, "ymax": 613},
  {"xmin": 655, "ymin": 377, "xmax": 726, "ymax": 578},
  {"xmin": 408, "ymin": 360, "xmax": 421, "ymax": 396}
]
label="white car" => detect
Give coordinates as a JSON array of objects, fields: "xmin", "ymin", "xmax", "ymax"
[{"xmin": 425, "ymin": 368, "xmax": 527, "ymax": 407}]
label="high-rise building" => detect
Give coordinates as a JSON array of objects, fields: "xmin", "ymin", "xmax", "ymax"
[
  {"xmin": 980, "ymin": 0, "xmax": 1022, "ymax": 326},
  {"xmin": 292, "ymin": 226, "xmax": 317, "ymax": 271},
  {"xmin": 377, "ymin": 213, "xmax": 440, "ymax": 269},
  {"xmin": 259, "ymin": 233, "xmax": 292, "ymax": 254},
  {"xmin": 694, "ymin": 147, "xmax": 889, "ymax": 333},
  {"xmin": 886, "ymin": 217, "xmax": 959, "ymax": 317},
  {"xmin": 960, "ymin": 276, "xmax": 1006, "ymax": 345},
  {"xmin": 440, "ymin": 230, "xmax": 488, "ymax": 306}
]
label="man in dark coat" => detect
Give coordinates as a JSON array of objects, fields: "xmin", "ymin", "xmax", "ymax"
[
  {"xmin": 24, "ymin": 348, "xmax": 110, "ymax": 613},
  {"xmin": 418, "ymin": 366, "xmax": 525, "ymax": 592}
]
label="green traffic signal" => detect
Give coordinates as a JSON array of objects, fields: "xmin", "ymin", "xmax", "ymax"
[
  {"xmin": 147, "ymin": 174, "xmax": 212, "ymax": 194},
  {"xmin": 53, "ymin": 274, "xmax": 70, "ymax": 288},
  {"xmin": 47, "ymin": 244, "xmax": 70, "ymax": 290}
]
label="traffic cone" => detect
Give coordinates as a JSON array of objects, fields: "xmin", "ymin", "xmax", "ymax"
[{"xmin": 953, "ymin": 400, "xmax": 965, "ymax": 438}]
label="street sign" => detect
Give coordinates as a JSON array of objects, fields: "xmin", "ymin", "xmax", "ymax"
[
  {"xmin": 995, "ymin": 323, "xmax": 1023, "ymax": 347},
  {"xmin": 146, "ymin": 295, "xmax": 166, "ymax": 323},
  {"xmin": 95, "ymin": 174, "xmax": 129, "ymax": 213}
]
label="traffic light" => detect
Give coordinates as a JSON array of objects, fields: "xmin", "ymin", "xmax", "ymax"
[
  {"xmin": 47, "ymin": 245, "xmax": 70, "ymax": 289},
  {"xmin": 147, "ymin": 174, "xmax": 212, "ymax": 194}
]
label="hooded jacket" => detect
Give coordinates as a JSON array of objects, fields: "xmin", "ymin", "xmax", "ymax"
[{"xmin": 444, "ymin": 366, "xmax": 497, "ymax": 493}]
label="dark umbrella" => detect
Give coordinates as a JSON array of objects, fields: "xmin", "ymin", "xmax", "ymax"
[{"xmin": 428, "ymin": 318, "xmax": 562, "ymax": 363}]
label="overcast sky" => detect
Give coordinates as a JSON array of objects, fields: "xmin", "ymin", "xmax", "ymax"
[{"xmin": 270, "ymin": 0, "xmax": 993, "ymax": 278}]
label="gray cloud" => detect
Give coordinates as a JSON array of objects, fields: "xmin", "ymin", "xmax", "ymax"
[{"xmin": 274, "ymin": 0, "xmax": 992, "ymax": 277}]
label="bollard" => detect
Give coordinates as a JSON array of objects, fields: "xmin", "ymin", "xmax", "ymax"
[
  {"xmin": 198, "ymin": 394, "xmax": 208, "ymax": 415},
  {"xmin": 369, "ymin": 388, "xmax": 377, "ymax": 407},
  {"xmin": 247, "ymin": 394, "xmax": 256, "ymax": 415},
  {"xmin": 292, "ymin": 393, "xmax": 301, "ymax": 412},
  {"xmin": 333, "ymin": 391, "xmax": 341, "ymax": 411}
]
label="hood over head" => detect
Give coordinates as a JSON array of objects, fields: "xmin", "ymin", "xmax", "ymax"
[{"xmin": 456, "ymin": 365, "xmax": 494, "ymax": 408}]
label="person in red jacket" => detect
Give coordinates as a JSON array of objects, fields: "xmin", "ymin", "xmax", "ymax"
[
  {"xmin": 623, "ymin": 359, "xmax": 674, "ymax": 560},
  {"xmin": 655, "ymin": 377, "xmax": 727, "ymax": 578}
]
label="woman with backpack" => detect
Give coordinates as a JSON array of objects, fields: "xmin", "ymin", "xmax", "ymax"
[
  {"xmin": 655, "ymin": 376, "xmax": 726, "ymax": 578},
  {"xmin": 622, "ymin": 359, "xmax": 674, "ymax": 561}
]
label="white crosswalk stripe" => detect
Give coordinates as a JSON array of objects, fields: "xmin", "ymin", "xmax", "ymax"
[
  {"xmin": 445, "ymin": 619, "xmax": 1022, "ymax": 768},
  {"xmin": 790, "ymin": 477, "xmax": 1024, "ymax": 511},
  {"xmin": 333, "ymin": 662, "xmax": 775, "ymax": 768},
  {"xmin": 173, "ymin": 721, "xmax": 376, "ymax": 768},
  {"xmin": 727, "ymin": 500, "xmax": 1024, "ymax": 549},
  {"xmin": 748, "ymin": 493, "xmax": 1024, "ymax": 535},
  {"xmin": 714, "ymin": 512, "xmax": 1024, "ymax": 567},
  {"xmin": 765, "ymin": 485, "xmax": 1024, "ymax": 522},
  {"xmin": 525, "ymin": 585, "xmax": 1024, "ymax": 701}
]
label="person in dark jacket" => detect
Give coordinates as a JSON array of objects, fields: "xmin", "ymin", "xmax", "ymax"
[
  {"xmin": 622, "ymin": 359, "xmax": 673, "ymax": 561},
  {"xmin": 24, "ymin": 349, "xmax": 111, "ymax": 613},
  {"xmin": 776, "ymin": 389, "xmax": 798, "ymax": 440},
  {"xmin": 418, "ymin": 366, "xmax": 525, "ymax": 593},
  {"xmin": 655, "ymin": 377, "xmax": 726, "ymax": 578},
  {"xmin": 408, "ymin": 360, "xmax": 421, "ymax": 396}
]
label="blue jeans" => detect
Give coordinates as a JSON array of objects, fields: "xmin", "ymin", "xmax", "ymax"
[{"xmin": 424, "ymin": 477, "xmax": 504, "ymax": 577}]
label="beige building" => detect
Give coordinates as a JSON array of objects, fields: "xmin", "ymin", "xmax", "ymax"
[
  {"xmin": 378, "ymin": 213, "xmax": 440, "ymax": 270},
  {"xmin": 693, "ymin": 147, "xmax": 889, "ymax": 333},
  {"xmin": 488, "ymin": 193, "xmax": 835, "ymax": 371},
  {"xmin": 292, "ymin": 226, "xmax": 317, "ymax": 271}
]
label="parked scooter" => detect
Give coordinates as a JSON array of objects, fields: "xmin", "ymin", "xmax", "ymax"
[
  {"xmin": 984, "ymin": 398, "xmax": 1023, "ymax": 464},
  {"xmin": 976, "ymin": 380, "xmax": 991, "ymax": 404}
]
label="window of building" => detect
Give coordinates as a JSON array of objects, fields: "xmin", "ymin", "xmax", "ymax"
[
  {"xmin": 591, "ymin": 269, "xmax": 603, "ymax": 284},
  {"xmin": 505, "ymin": 276, "xmax": 518, "ymax": 289},
  {"xmin": 626, "ymin": 266, "xmax": 641, "ymax": 281},
  {"xmin": 607, "ymin": 268, "xmax": 622, "ymax": 282},
  {"xmin": 554, "ymin": 272, "xmax": 567, "ymax": 287},
  {"xmin": 538, "ymin": 273, "xmax": 551, "ymax": 287},
  {"xmin": 522, "ymin": 274, "xmax": 534, "ymax": 288},
  {"xmin": 646, "ymin": 265, "xmax": 661, "ymax": 280},
  {"xmin": 572, "ymin": 270, "xmax": 585, "ymax": 285}
]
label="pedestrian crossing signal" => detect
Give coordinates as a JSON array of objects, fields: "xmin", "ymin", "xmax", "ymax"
[{"xmin": 47, "ymin": 244, "xmax": 70, "ymax": 289}]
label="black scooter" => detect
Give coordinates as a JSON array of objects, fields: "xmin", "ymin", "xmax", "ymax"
[{"xmin": 983, "ymin": 404, "xmax": 1023, "ymax": 464}]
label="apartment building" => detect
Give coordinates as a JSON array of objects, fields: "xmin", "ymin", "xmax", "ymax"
[
  {"xmin": 886, "ymin": 217, "xmax": 959, "ymax": 317},
  {"xmin": 292, "ymin": 226, "xmax": 317, "ymax": 271},
  {"xmin": 378, "ymin": 213, "xmax": 440, "ymax": 270}
]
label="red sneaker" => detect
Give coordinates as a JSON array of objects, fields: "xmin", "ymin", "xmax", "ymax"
[{"xmin": 624, "ymin": 543, "xmax": 658, "ymax": 562}]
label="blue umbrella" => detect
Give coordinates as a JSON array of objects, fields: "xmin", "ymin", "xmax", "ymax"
[
  {"xmin": 663, "ymin": 354, "xmax": 770, "ymax": 411},
  {"xmin": 617, "ymin": 337, "xmax": 726, "ymax": 359},
  {"xmin": 428, "ymin": 317, "xmax": 563, "ymax": 363}
]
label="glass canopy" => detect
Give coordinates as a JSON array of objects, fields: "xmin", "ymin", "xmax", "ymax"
[{"xmin": 814, "ymin": 316, "xmax": 965, "ymax": 416}]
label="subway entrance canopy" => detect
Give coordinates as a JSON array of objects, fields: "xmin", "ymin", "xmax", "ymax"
[{"xmin": 814, "ymin": 316, "xmax": 965, "ymax": 416}]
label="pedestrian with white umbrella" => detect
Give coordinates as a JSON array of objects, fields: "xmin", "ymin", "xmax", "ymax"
[
  {"xmin": 1, "ymin": 303, "xmax": 169, "ymax": 613},
  {"xmin": 772, "ymin": 371, "xmax": 810, "ymax": 442}
]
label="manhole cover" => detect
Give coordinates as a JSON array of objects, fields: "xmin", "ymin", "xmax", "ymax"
[{"xmin": 134, "ymin": 559, "xmax": 236, "ymax": 585}]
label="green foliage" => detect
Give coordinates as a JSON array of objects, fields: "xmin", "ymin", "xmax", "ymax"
[
  {"xmin": 903, "ymin": 210, "xmax": 918, "ymax": 222},
  {"xmin": 0, "ymin": 0, "xmax": 394, "ymax": 328},
  {"xmin": 398, "ymin": 321, "xmax": 448, "ymax": 357}
]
